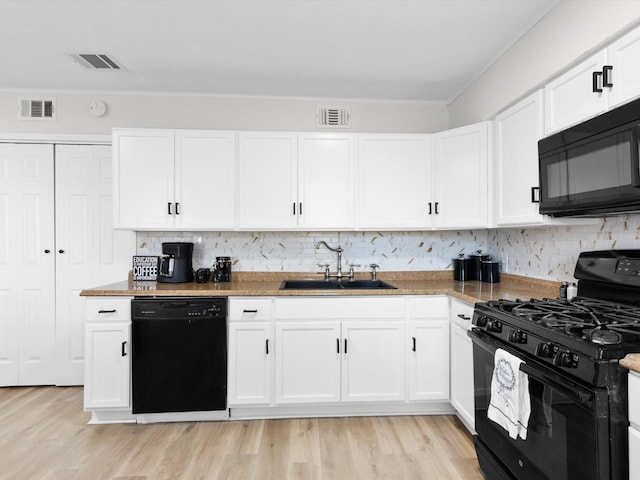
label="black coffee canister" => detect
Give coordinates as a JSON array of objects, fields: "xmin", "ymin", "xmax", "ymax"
[
  {"xmin": 481, "ymin": 258, "xmax": 500, "ymax": 283},
  {"xmin": 469, "ymin": 250, "xmax": 491, "ymax": 281},
  {"xmin": 453, "ymin": 254, "xmax": 469, "ymax": 281}
]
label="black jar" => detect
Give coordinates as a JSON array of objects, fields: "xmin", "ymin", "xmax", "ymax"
[
  {"xmin": 453, "ymin": 254, "xmax": 469, "ymax": 281},
  {"xmin": 469, "ymin": 250, "xmax": 491, "ymax": 281},
  {"xmin": 481, "ymin": 258, "xmax": 500, "ymax": 283}
]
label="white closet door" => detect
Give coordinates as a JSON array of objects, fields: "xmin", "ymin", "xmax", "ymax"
[
  {"xmin": 55, "ymin": 145, "xmax": 135, "ymax": 386},
  {"xmin": 0, "ymin": 143, "xmax": 55, "ymax": 386}
]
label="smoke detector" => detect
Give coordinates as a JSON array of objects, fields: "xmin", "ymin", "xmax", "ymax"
[{"xmin": 317, "ymin": 106, "xmax": 351, "ymax": 128}]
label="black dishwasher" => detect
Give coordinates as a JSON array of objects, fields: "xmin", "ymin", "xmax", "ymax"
[{"xmin": 131, "ymin": 297, "xmax": 227, "ymax": 414}]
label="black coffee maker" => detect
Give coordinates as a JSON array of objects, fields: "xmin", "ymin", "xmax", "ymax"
[{"xmin": 157, "ymin": 242, "xmax": 194, "ymax": 283}]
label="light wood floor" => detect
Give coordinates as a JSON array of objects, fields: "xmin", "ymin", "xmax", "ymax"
[{"xmin": 0, "ymin": 386, "xmax": 482, "ymax": 480}]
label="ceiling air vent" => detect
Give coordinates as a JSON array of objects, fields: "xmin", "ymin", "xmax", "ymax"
[
  {"xmin": 317, "ymin": 106, "xmax": 350, "ymax": 128},
  {"xmin": 19, "ymin": 98, "xmax": 56, "ymax": 120},
  {"xmin": 74, "ymin": 53, "xmax": 122, "ymax": 69}
]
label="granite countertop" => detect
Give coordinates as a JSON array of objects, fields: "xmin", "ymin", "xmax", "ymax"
[
  {"xmin": 621, "ymin": 354, "xmax": 640, "ymax": 374},
  {"xmin": 80, "ymin": 271, "xmax": 560, "ymax": 305}
]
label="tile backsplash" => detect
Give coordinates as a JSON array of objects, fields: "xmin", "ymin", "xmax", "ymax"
[{"xmin": 136, "ymin": 214, "xmax": 640, "ymax": 282}]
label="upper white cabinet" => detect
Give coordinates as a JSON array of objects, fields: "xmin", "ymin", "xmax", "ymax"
[
  {"xmin": 113, "ymin": 129, "xmax": 236, "ymax": 230},
  {"xmin": 545, "ymin": 26, "xmax": 640, "ymax": 134},
  {"xmin": 358, "ymin": 134, "xmax": 432, "ymax": 229},
  {"xmin": 432, "ymin": 122, "xmax": 489, "ymax": 229},
  {"xmin": 238, "ymin": 132, "xmax": 356, "ymax": 230},
  {"xmin": 494, "ymin": 91, "xmax": 545, "ymax": 226},
  {"xmin": 238, "ymin": 132, "xmax": 298, "ymax": 229}
]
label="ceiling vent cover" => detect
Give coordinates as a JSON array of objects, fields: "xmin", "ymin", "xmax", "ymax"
[
  {"xmin": 19, "ymin": 98, "xmax": 55, "ymax": 120},
  {"xmin": 317, "ymin": 106, "xmax": 350, "ymax": 128},
  {"xmin": 74, "ymin": 53, "xmax": 121, "ymax": 69}
]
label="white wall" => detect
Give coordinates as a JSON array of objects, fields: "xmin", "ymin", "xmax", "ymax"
[
  {"xmin": 449, "ymin": 1, "xmax": 640, "ymax": 127},
  {"xmin": 0, "ymin": 92, "xmax": 447, "ymax": 135}
]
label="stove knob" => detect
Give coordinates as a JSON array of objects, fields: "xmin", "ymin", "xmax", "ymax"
[
  {"xmin": 535, "ymin": 343, "xmax": 552, "ymax": 358},
  {"xmin": 508, "ymin": 330, "xmax": 527, "ymax": 344},
  {"xmin": 474, "ymin": 315, "xmax": 488, "ymax": 328},
  {"xmin": 486, "ymin": 319, "xmax": 502, "ymax": 333},
  {"xmin": 552, "ymin": 351, "xmax": 572, "ymax": 368}
]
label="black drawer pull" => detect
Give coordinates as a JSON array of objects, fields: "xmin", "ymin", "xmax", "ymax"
[
  {"xmin": 121, "ymin": 341, "xmax": 127, "ymax": 357},
  {"xmin": 98, "ymin": 309, "xmax": 116, "ymax": 314},
  {"xmin": 457, "ymin": 314, "xmax": 471, "ymax": 321},
  {"xmin": 243, "ymin": 309, "xmax": 258, "ymax": 313}
]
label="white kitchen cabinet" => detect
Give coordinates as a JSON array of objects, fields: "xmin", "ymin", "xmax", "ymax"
[
  {"xmin": 357, "ymin": 134, "xmax": 432, "ymax": 230},
  {"xmin": 545, "ymin": 26, "xmax": 640, "ymax": 134},
  {"xmin": 83, "ymin": 297, "xmax": 132, "ymax": 409},
  {"xmin": 407, "ymin": 296, "xmax": 450, "ymax": 401},
  {"xmin": 449, "ymin": 298, "xmax": 475, "ymax": 432},
  {"xmin": 274, "ymin": 296, "xmax": 406, "ymax": 405},
  {"xmin": 0, "ymin": 143, "xmax": 55, "ymax": 386},
  {"xmin": 238, "ymin": 132, "xmax": 298, "ymax": 229},
  {"xmin": 341, "ymin": 321, "xmax": 406, "ymax": 402},
  {"xmin": 55, "ymin": 145, "xmax": 135, "ymax": 385},
  {"xmin": 113, "ymin": 128, "xmax": 236, "ymax": 230},
  {"xmin": 628, "ymin": 371, "xmax": 640, "ymax": 480},
  {"xmin": 297, "ymin": 133, "xmax": 355, "ymax": 229},
  {"xmin": 228, "ymin": 297, "xmax": 274, "ymax": 406},
  {"xmin": 494, "ymin": 91, "xmax": 545, "ymax": 226},
  {"xmin": 432, "ymin": 122, "xmax": 489, "ymax": 229}
]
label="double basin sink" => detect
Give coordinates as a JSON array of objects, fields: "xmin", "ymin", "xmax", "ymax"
[{"xmin": 279, "ymin": 279, "xmax": 397, "ymax": 290}]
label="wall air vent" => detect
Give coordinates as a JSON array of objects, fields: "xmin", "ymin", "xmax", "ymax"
[
  {"xmin": 19, "ymin": 98, "xmax": 56, "ymax": 120},
  {"xmin": 74, "ymin": 53, "xmax": 122, "ymax": 69},
  {"xmin": 317, "ymin": 106, "xmax": 350, "ymax": 128}
]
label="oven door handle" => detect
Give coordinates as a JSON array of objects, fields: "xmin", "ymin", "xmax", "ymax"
[{"xmin": 469, "ymin": 329, "xmax": 594, "ymax": 406}]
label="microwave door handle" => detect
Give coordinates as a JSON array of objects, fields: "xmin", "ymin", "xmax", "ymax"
[{"xmin": 632, "ymin": 126, "xmax": 640, "ymax": 187}]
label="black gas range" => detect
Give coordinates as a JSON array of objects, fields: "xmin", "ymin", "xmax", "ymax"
[{"xmin": 470, "ymin": 250, "xmax": 640, "ymax": 480}]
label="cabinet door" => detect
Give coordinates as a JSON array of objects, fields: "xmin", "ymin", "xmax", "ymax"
[
  {"xmin": 544, "ymin": 51, "xmax": 608, "ymax": 134},
  {"xmin": 0, "ymin": 144, "xmax": 55, "ymax": 387},
  {"xmin": 358, "ymin": 134, "xmax": 432, "ymax": 229},
  {"xmin": 228, "ymin": 321, "xmax": 273, "ymax": 406},
  {"xmin": 238, "ymin": 132, "xmax": 297, "ymax": 229},
  {"xmin": 341, "ymin": 321, "xmax": 405, "ymax": 402},
  {"xmin": 433, "ymin": 122, "xmax": 488, "ymax": 229},
  {"xmin": 298, "ymin": 133, "xmax": 355, "ymax": 229},
  {"xmin": 494, "ymin": 91, "xmax": 545, "ymax": 226},
  {"xmin": 450, "ymin": 323, "xmax": 475, "ymax": 431},
  {"xmin": 408, "ymin": 319, "xmax": 449, "ymax": 401},
  {"xmin": 84, "ymin": 322, "xmax": 130, "ymax": 409},
  {"xmin": 175, "ymin": 130, "xmax": 236, "ymax": 230},
  {"xmin": 607, "ymin": 27, "xmax": 640, "ymax": 109},
  {"xmin": 55, "ymin": 145, "xmax": 135, "ymax": 386},
  {"xmin": 274, "ymin": 321, "xmax": 341, "ymax": 404},
  {"xmin": 630, "ymin": 426, "xmax": 640, "ymax": 480},
  {"xmin": 113, "ymin": 129, "xmax": 174, "ymax": 229}
]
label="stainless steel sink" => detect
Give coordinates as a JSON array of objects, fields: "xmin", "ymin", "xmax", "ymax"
[{"xmin": 279, "ymin": 279, "xmax": 397, "ymax": 290}]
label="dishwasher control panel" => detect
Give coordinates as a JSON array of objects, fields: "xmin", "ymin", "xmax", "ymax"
[{"xmin": 132, "ymin": 297, "xmax": 227, "ymax": 320}]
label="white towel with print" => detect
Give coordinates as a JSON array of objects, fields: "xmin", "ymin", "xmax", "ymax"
[{"xmin": 487, "ymin": 348, "xmax": 531, "ymax": 440}]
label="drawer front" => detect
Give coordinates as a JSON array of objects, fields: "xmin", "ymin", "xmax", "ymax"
[
  {"xmin": 450, "ymin": 298, "xmax": 474, "ymax": 330},
  {"xmin": 407, "ymin": 296, "xmax": 449, "ymax": 319},
  {"xmin": 275, "ymin": 296, "xmax": 405, "ymax": 320},
  {"xmin": 629, "ymin": 426, "xmax": 640, "ymax": 480},
  {"xmin": 86, "ymin": 297, "xmax": 132, "ymax": 323},
  {"xmin": 229, "ymin": 297, "xmax": 274, "ymax": 321},
  {"xmin": 629, "ymin": 372, "xmax": 640, "ymax": 428}
]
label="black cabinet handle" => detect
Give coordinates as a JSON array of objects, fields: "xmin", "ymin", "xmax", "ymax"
[
  {"xmin": 435, "ymin": 202, "xmax": 439, "ymax": 214},
  {"xmin": 121, "ymin": 341, "xmax": 127, "ymax": 357},
  {"xmin": 344, "ymin": 338, "xmax": 348, "ymax": 354},
  {"xmin": 299, "ymin": 202, "xmax": 302, "ymax": 216},
  {"xmin": 603, "ymin": 65, "xmax": 613, "ymax": 88},
  {"xmin": 337, "ymin": 338, "xmax": 340, "ymax": 353},
  {"xmin": 98, "ymin": 309, "xmax": 116, "ymax": 314},
  {"xmin": 293, "ymin": 203, "xmax": 296, "ymax": 215},
  {"xmin": 412, "ymin": 337, "xmax": 416, "ymax": 352},
  {"xmin": 243, "ymin": 309, "xmax": 258, "ymax": 313},
  {"xmin": 175, "ymin": 202, "xmax": 180, "ymax": 215},
  {"xmin": 44, "ymin": 249, "xmax": 51, "ymax": 253},
  {"xmin": 428, "ymin": 202, "xmax": 432, "ymax": 214},
  {"xmin": 167, "ymin": 202, "xmax": 172, "ymax": 215},
  {"xmin": 592, "ymin": 71, "xmax": 603, "ymax": 93},
  {"xmin": 531, "ymin": 186, "xmax": 540, "ymax": 203},
  {"xmin": 457, "ymin": 313, "xmax": 471, "ymax": 321},
  {"xmin": 266, "ymin": 339, "xmax": 269, "ymax": 355}
]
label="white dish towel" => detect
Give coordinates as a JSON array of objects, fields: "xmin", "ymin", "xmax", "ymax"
[{"xmin": 487, "ymin": 348, "xmax": 531, "ymax": 440}]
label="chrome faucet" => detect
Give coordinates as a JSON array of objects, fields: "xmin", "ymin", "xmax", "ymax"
[{"xmin": 315, "ymin": 241, "xmax": 349, "ymax": 280}]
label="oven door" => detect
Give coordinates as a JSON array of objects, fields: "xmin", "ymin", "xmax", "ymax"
[{"xmin": 470, "ymin": 329, "xmax": 612, "ymax": 480}]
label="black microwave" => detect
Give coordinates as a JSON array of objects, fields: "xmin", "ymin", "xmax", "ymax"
[{"xmin": 538, "ymin": 97, "xmax": 640, "ymax": 217}]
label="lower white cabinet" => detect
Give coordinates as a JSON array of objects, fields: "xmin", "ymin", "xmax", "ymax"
[
  {"xmin": 83, "ymin": 297, "xmax": 132, "ymax": 410},
  {"xmin": 407, "ymin": 296, "xmax": 450, "ymax": 401},
  {"xmin": 629, "ymin": 371, "xmax": 640, "ymax": 480},
  {"xmin": 228, "ymin": 297, "xmax": 274, "ymax": 406},
  {"xmin": 449, "ymin": 298, "xmax": 475, "ymax": 431}
]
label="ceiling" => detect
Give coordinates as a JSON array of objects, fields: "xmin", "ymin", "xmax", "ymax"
[{"xmin": 0, "ymin": 0, "xmax": 559, "ymax": 103}]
